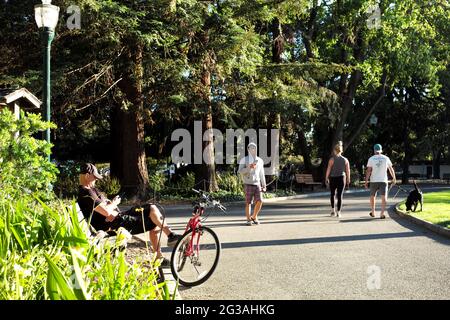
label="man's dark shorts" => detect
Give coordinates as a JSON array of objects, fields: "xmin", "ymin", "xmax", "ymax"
[
  {"xmin": 370, "ymin": 182, "xmax": 388, "ymax": 196},
  {"xmin": 244, "ymin": 184, "xmax": 262, "ymax": 204},
  {"xmin": 110, "ymin": 204, "xmax": 157, "ymax": 234}
]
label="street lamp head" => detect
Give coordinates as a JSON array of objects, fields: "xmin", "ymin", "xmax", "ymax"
[{"xmin": 34, "ymin": 0, "xmax": 60, "ymax": 30}]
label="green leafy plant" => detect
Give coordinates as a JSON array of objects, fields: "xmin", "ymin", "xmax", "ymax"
[
  {"xmin": 0, "ymin": 196, "xmax": 169, "ymax": 300},
  {"xmin": 177, "ymin": 172, "xmax": 195, "ymax": 190},
  {"xmin": 148, "ymin": 171, "xmax": 167, "ymax": 193},
  {"xmin": 217, "ymin": 171, "xmax": 243, "ymax": 194},
  {"xmin": 0, "ymin": 109, "xmax": 58, "ymax": 200},
  {"xmin": 96, "ymin": 175, "xmax": 121, "ymax": 198}
]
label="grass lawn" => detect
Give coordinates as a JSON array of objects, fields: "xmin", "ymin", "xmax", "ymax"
[{"xmin": 397, "ymin": 190, "xmax": 450, "ymax": 229}]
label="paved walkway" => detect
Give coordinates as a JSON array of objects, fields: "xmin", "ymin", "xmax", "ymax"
[{"xmin": 160, "ymin": 188, "xmax": 450, "ymax": 300}]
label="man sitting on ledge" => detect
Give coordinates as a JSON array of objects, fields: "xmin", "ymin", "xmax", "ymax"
[{"xmin": 77, "ymin": 163, "xmax": 181, "ymax": 267}]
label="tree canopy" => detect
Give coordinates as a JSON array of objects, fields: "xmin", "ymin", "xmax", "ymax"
[{"xmin": 1, "ymin": 0, "xmax": 449, "ymax": 194}]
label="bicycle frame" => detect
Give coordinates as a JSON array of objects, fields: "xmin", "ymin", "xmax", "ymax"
[
  {"xmin": 182, "ymin": 206, "xmax": 205, "ymax": 258},
  {"xmin": 170, "ymin": 189, "xmax": 225, "ymax": 286}
]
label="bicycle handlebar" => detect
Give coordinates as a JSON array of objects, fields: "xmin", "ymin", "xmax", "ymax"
[{"xmin": 192, "ymin": 188, "xmax": 227, "ymax": 212}]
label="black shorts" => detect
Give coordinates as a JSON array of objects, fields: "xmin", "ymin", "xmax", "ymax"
[{"xmin": 109, "ymin": 204, "xmax": 157, "ymax": 234}]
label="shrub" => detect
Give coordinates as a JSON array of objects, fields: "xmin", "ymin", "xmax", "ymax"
[
  {"xmin": 217, "ymin": 171, "xmax": 243, "ymax": 194},
  {"xmin": 147, "ymin": 157, "xmax": 165, "ymax": 171},
  {"xmin": 0, "ymin": 109, "xmax": 58, "ymax": 200},
  {"xmin": 280, "ymin": 155, "xmax": 304, "ymax": 167},
  {"xmin": 96, "ymin": 175, "xmax": 121, "ymax": 198},
  {"xmin": 148, "ymin": 171, "xmax": 167, "ymax": 192},
  {"xmin": 159, "ymin": 171, "xmax": 195, "ymax": 199},
  {"xmin": 177, "ymin": 171, "xmax": 195, "ymax": 190},
  {"xmin": 211, "ymin": 190, "xmax": 244, "ymax": 202}
]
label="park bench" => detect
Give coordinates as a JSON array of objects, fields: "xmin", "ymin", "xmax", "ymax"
[{"xmin": 295, "ymin": 173, "xmax": 322, "ymax": 192}]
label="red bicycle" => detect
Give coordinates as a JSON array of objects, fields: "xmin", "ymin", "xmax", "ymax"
[{"xmin": 170, "ymin": 188, "xmax": 226, "ymax": 287}]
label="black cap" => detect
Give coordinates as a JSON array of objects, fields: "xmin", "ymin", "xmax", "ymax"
[{"xmin": 80, "ymin": 163, "xmax": 103, "ymax": 179}]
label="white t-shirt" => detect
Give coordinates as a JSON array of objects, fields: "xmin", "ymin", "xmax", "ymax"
[{"xmin": 367, "ymin": 154, "xmax": 392, "ymax": 182}]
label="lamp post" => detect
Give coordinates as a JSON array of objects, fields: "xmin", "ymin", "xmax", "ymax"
[{"xmin": 34, "ymin": 0, "xmax": 59, "ymax": 161}]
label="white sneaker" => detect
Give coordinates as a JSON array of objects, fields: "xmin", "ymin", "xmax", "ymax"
[
  {"xmin": 336, "ymin": 211, "xmax": 341, "ymax": 218},
  {"xmin": 330, "ymin": 210, "xmax": 336, "ymax": 217},
  {"xmin": 246, "ymin": 220, "xmax": 252, "ymax": 226}
]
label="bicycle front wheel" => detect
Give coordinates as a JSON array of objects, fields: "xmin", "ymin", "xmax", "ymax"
[{"xmin": 170, "ymin": 226, "xmax": 221, "ymax": 287}]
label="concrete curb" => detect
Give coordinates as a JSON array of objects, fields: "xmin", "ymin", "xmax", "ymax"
[{"xmin": 394, "ymin": 204, "xmax": 450, "ymax": 239}]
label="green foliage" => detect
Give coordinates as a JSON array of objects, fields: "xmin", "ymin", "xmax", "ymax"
[
  {"xmin": 177, "ymin": 171, "xmax": 196, "ymax": 190},
  {"xmin": 1, "ymin": 0, "xmax": 450, "ymax": 193},
  {"xmin": 349, "ymin": 166, "xmax": 362, "ymax": 187},
  {"xmin": 263, "ymin": 189, "xmax": 297, "ymax": 199},
  {"xmin": 96, "ymin": 176, "xmax": 121, "ymax": 198},
  {"xmin": 148, "ymin": 171, "xmax": 167, "ymax": 193},
  {"xmin": 0, "ymin": 196, "xmax": 167, "ymax": 300},
  {"xmin": 217, "ymin": 171, "xmax": 243, "ymax": 194},
  {"xmin": 210, "ymin": 190, "xmax": 244, "ymax": 202},
  {"xmin": 53, "ymin": 161, "xmax": 81, "ymax": 199},
  {"xmin": 281, "ymin": 155, "xmax": 304, "ymax": 167},
  {"xmin": 161, "ymin": 172, "xmax": 195, "ymax": 199},
  {"xmin": 0, "ymin": 109, "xmax": 58, "ymax": 200}
]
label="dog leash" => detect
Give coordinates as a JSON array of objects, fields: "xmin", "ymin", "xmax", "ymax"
[{"xmin": 392, "ymin": 184, "xmax": 409, "ymax": 199}]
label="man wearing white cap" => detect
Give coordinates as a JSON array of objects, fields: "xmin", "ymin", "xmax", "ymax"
[
  {"xmin": 364, "ymin": 144, "xmax": 396, "ymax": 219},
  {"xmin": 238, "ymin": 143, "xmax": 266, "ymax": 225}
]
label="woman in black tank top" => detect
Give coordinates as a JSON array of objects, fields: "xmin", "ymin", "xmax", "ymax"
[{"xmin": 325, "ymin": 142, "xmax": 351, "ymax": 218}]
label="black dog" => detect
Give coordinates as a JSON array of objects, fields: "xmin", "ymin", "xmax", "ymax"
[{"xmin": 405, "ymin": 181, "xmax": 423, "ymax": 212}]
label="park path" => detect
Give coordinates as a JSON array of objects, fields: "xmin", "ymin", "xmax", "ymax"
[{"xmin": 161, "ymin": 189, "xmax": 450, "ymax": 300}]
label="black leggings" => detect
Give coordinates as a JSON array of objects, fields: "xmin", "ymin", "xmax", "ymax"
[{"xmin": 330, "ymin": 176, "xmax": 345, "ymax": 211}]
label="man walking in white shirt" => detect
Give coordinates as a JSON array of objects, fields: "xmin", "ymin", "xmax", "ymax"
[
  {"xmin": 238, "ymin": 142, "xmax": 266, "ymax": 225},
  {"xmin": 364, "ymin": 144, "xmax": 396, "ymax": 219}
]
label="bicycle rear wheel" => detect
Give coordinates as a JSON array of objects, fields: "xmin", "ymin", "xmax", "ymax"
[{"xmin": 170, "ymin": 226, "xmax": 221, "ymax": 287}]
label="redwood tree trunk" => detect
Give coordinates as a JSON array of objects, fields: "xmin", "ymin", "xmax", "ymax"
[
  {"xmin": 111, "ymin": 40, "xmax": 149, "ymax": 198},
  {"xmin": 111, "ymin": 106, "xmax": 149, "ymax": 197},
  {"xmin": 195, "ymin": 48, "xmax": 218, "ymax": 192}
]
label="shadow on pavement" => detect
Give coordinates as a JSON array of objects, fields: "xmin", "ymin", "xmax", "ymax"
[{"xmin": 220, "ymin": 231, "xmax": 419, "ymax": 249}]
